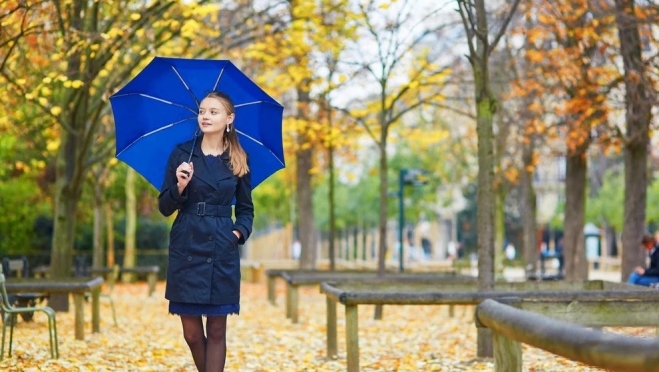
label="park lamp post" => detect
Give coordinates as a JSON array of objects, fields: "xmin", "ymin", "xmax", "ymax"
[{"xmin": 397, "ymin": 168, "xmax": 429, "ymax": 272}]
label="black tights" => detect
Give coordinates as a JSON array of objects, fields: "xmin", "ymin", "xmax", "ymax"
[{"xmin": 181, "ymin": 315, "xmax": 228, "ymax": 372}]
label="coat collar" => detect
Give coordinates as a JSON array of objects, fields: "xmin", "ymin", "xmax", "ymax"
[{"xmin": 178, "ymin": 134, "xmax": 234, "ymax": 190}]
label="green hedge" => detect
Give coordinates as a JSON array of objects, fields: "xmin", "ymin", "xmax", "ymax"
[{"xmin": 0, "ymin": 177, "xmax": 51, "ymax": 255}]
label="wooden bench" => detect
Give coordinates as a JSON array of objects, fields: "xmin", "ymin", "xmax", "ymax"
[
  {"xmin": 588, "ymin": 256, "xmax": 621, "ymax": 271},
  {"xmin": 502, "ymin": 258, "xmax": 525, "ymax": 268},
  {"xmin": 265, "ymin": 269, "xmax": 289, "ymax": 306},
  {"xmin": 264, "ymin": 268, "xmax": 384, "ymax": 307},
  {"xmin": 120, "ymin": 266, "xmax": 160, "ymax": 296},
  {"xmin": 263, "ymin": 260, "xmax": 456, "ymax": 305},
  {"xmin": 33, "ymin": 266, "xmax": 115, "ymax": 279},
  {"xmin": 239, "ymin": 260, "xmax": 264, "ymax": 284},
  {"xmin": 5, "ymin": 276, "xmax": 104, "ymax": 341},
  {"xmin": 404, "ymin": 259, "xmax": 456, "ymax": 272},
  {"xmin": 281, "ymin": 270, "xmax": 470, "ymax": 323},
  {"xmin": 451, "ymin": 258, "xmax": 473, "ymax": 274},
  {"xmin": 320, "ymin": 280, "xmax": 655, "ymax": 372},
  {"xmin": 37, "ymin": 264, "xmax": 159, "ymax": 298},
  {"xmin": 476, "ymin": 298, "xmax": 659, "ymax": 371}
]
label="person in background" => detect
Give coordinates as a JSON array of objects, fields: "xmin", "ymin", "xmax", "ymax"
[
  {"xmin": 291, "ymin": 239, "xmax": 301, "ymax": 260},
  {"xmin": 505, "ymin": 242, "xmax": 516, "ymax": 261},
  {"xmin": 447, "ymin": 241, "xmax": 457, "ymax": 260},
  {"xmin": 555, "ymin": 238, "xmax": 565, "ymax": 275},
  {"xmin": 627, "ymin": 234, "xmax": 659, "ymax": 287}
]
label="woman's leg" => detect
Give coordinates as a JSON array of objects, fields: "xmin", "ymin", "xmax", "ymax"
[
  {"xmin": 205, "ymin": 315, "xmax": 228, "ymax": 372},
  {"xmin": 180, "ymin": 315, "xmax": 207, "ymax": 371},
  {"xmin": 627, "ymin": 272, "xmax": 641, "ymax": 285},
  {"xmin": 635, "ymin": 275, "xmax": 659, "ymax": 287}
]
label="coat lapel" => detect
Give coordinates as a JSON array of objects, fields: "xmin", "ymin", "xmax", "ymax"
[{"xmin": 181, "ymin": 135, "xmax": 234, "ymax": 190}]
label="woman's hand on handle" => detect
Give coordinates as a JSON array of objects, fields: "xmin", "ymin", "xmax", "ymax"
[{"xmin": 176, "ymin": 162, "xmax": 194, "ymax": 194}]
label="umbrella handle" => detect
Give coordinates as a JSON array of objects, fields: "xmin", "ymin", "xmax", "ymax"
[
  {"xmin": 181, "ymin": 128, "xmax": 201, "ymax": 176},
  {"xmin": 182, "ymin": 129, "xmax": 201, "ymax": 172}
]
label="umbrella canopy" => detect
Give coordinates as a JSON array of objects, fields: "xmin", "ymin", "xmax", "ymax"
[{"xmin": 110, "ymin": 56, "xmax": 285, "ymax": 190}]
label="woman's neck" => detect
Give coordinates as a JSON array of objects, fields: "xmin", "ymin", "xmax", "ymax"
[{"xmin": 200, "ymin": 133, "xmax": 225, "ymax": 155}]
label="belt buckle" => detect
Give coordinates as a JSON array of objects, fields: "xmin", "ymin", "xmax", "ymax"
[{"xmin": 196, "ymin": 202, "xmax": 206, "ymax": 216}]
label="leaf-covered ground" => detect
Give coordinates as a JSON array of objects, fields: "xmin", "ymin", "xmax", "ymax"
[{"xmin": 0, "ymin": 280, "xmax": 653, "ymax": 371}]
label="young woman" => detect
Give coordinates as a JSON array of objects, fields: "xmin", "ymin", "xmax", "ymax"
[{"xmin": 158, "ymin": 91, "xmax": 254, "ymax": 371}]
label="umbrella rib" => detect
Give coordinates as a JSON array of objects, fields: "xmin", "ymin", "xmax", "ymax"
[
  {"xmin": 116, "ymin": 115, "xmax": 197, "ymax": 157},
  {"xmin": 236, "ymin": 129, "xmax": 285, "ymax": 167},
  {"xmin": 113, "ymin": 93, "xmax": 198, "ymax": 115},
  {"xmin": 235, "ymin": 101, "xmax": 263, "ymax": 108},
  {"xmin": 234, "ymin": 100, "xmax": 283, "ymax": 109},
  {"xmin": 213, "ymin": 64, "xmax": 226, "ymax": 91},
  {"xmin": 171, "ymin": 65, "xmax": 200, "ymax": 108}
]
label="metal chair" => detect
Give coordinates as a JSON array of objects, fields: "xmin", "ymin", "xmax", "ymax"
[
  {"xmin": 100, "ymin": 265, "xmax": 119, "ymax": 326},
  {"xmin": 0, "ymin": 267, "xmax": 58, "ymax": 360},
  {"xmin": 1, "ymin": 257, "xmax": 29, "ymax": 278},
  {"xmin": 1, "ymin": 257, "xmax": 48, "ymax": 322},
  {"xmin": 76, "ymin": 261, "xmax": 118, "ymax": 327}
]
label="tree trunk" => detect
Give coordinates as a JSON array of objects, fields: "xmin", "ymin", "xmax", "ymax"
[
  {"xmin": 473, "ymin": 67, "xmax": 498, "ymax": 359},
  {"xmin": 122, "ymin": 167, "xmax": 137, "ymax": 283},
  {"xmin": 296, "ymin": 88, "xmax": 316, "ymax": 270},
  {"xmin": 616, "ymin": 0, "xmax": 652, "ymax": 281},
  {"xmin": 374, "ymin": 132, "xmax": 389, "ymax": 320},
  {"xmin": 459, "ymin": 0, "xmax": 521, "ymax": 357},
  {"xmin": 604, "ymin": 223, "xmax": 616, "ymax": 257},
  {"xmin": 105, "ymin": 202, "xmax": 116, "ymax": 267},
  {"xmin": 622, "ymin": 139, "xmax": 649, "ymax": 279},
  {"xmin": 50, "ymin": 188, "xmax": 79, "ymax": 312},
  {"xmin": 49, "ymin": 132, "xmax": 84, "ymax": 311},
  {"xmin": 494, "ymin": 188, "xmax": 505, "ymax": 274},
  {"xmin": 493, "ymin": 101, "xmax": 510, "ymax": 277},
  {"xmin": 328, "ymin": 144, "xmax": 336, "ymax": 271},
  {"xmin": 92, "ymin": 182, "xmax": 104, "ymax": 268},
  {"xmin": 564, "ymin": 146, "xmax": 589, "ymax": 281},
  {"xmin": 475, "ymin": 96, "xmax": 496, "ymax": 293},
  {"xmin": 521, "ymin": 141, "xmax": 537, "ymax": 276},
  {"xmin": 50, "ymin": 140, "xmax": 80, "ymax": 278},
  {"xmin": 519, "ymin": 7, "xmax": 539, "ymax": 277},
  {"xmin": 362, "ymin": 220, "xmax": 367, "ymax": 260},
  {"xmin": 376, "ymin": 137, "xmax": 389, "ymax": 276}
]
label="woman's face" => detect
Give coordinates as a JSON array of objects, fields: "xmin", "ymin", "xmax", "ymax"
[{"xmin": 198, "ymin": 97, "xmax": 234, "ymax": 135}]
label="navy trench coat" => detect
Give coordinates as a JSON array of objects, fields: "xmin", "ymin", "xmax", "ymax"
[{"xmin": 158, "ymin": 137, "xmax": 254, "ymax": 305}]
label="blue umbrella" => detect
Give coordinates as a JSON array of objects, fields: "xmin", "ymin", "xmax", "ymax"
[{"xmin": 109, "ymin": 56, "xmax": 285, "ymax": 190}]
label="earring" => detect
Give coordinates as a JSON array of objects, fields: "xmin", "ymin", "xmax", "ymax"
[{"xmin": 226, "ymin": 125, "xmax": 230, "ymax": 133}]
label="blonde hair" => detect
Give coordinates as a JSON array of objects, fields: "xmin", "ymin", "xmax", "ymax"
[{"xmin": 205, "ymin": 91, "xmax": 249, "ymax": 177}]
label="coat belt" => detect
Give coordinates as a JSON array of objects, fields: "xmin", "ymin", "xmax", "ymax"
[{"xmin": 180, "ymin": 202, "xmax": 232, "ymax": 217}]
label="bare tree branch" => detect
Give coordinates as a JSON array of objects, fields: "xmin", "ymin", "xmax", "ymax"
[
  {"xmin": 488, "ymin": 0, "xmax": 522, "ymax": 55},
  {"xmin": 426, "ymin": 101, "xmax": 476, "ymax": 120},
  {"xmin": 456, "ymin": 0, "xmax": 476, "ymax": 60}
]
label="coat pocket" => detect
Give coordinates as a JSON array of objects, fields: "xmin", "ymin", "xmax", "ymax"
[
  {"xmin": 216, "ymin": 229, "xmax": 240, "ymax": 259},
  {"xmin": 228, "ymin": 230, "xmax": 239, "ymax": 247},
  {"xmin": 169, "ymin": 221, "xmax": 186, "ymax": 246}
]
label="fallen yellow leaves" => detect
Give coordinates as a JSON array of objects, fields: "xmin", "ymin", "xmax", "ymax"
[{"xmin": 0, "ymin": 281, "xmax": 652, "ymax": 371}]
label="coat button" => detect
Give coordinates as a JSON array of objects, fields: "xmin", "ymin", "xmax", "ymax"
[
  {"xmin": 189, "ymin": 233, "xmax": 193, "ymax": 239},
  {"xmin": 187, "ymin": 256, "xmax": 192, "ymax": 261},
  {"xmin": 207, "ymin": 258, "xmax": 212, "ymax": 263},
  {"xmin": 208, "ymin": 235, "xmax": 214, "ymax": 241}
]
